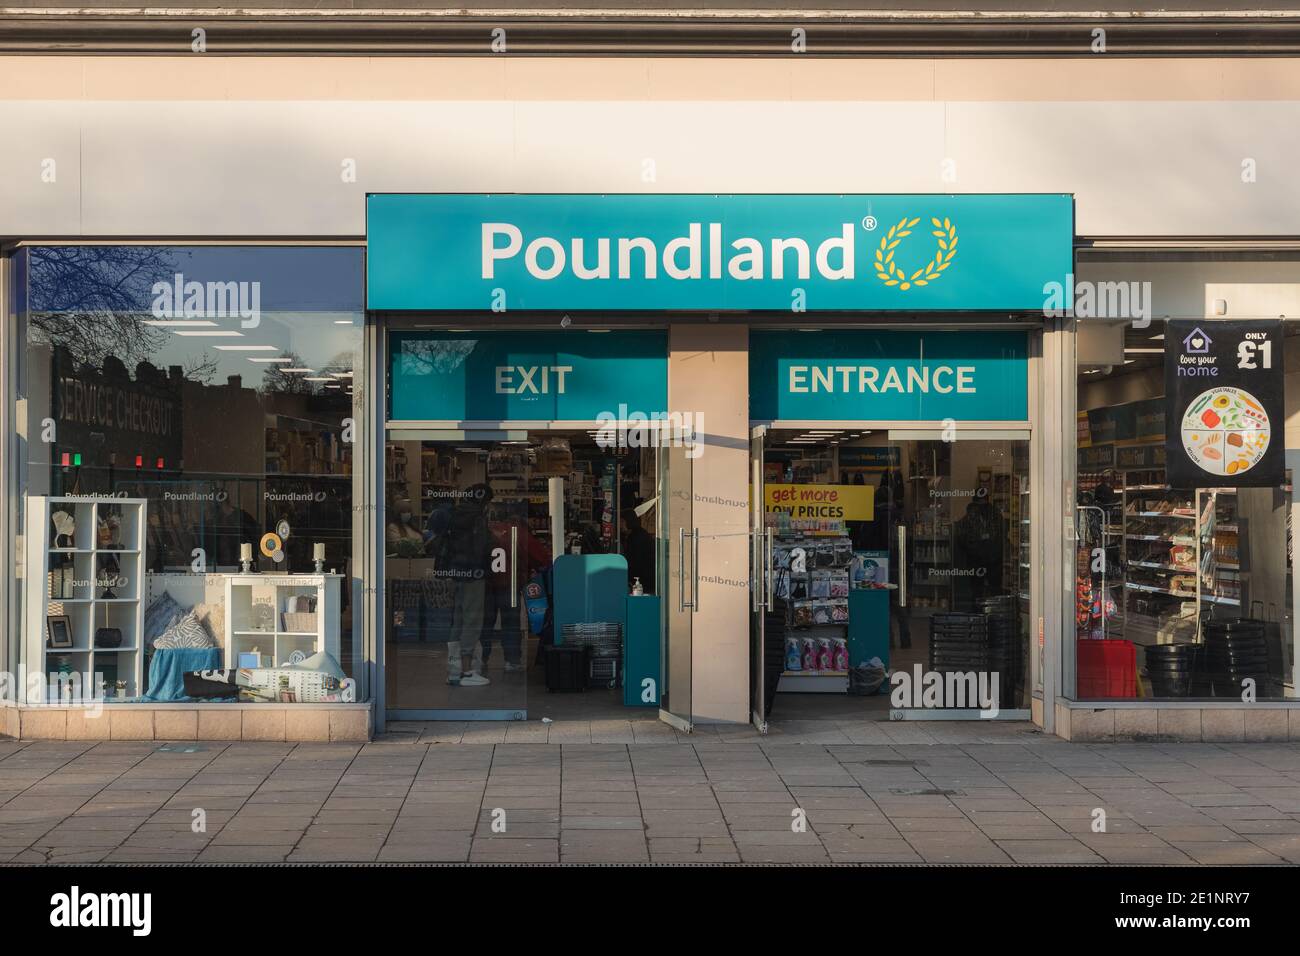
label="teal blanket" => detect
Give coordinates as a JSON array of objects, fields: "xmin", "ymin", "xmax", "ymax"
[{"xmin": 140, "ymin": 647, "xmax": 226, "ymax": 702}]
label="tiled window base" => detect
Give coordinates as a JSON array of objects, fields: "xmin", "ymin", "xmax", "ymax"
[
  {"xmin": 0, "ymin": 702, "xmax": 371, "ymax": 742},
  {"xmin": 1056, "ymin": 701, "xmax": 1300, "ymax": 742}
]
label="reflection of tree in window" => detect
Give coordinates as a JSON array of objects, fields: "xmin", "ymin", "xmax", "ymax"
[
  {"xmin": 29, "ymin": 246, "xmax": 177, "ymax": 368},
  {"xmin": 259, "ymin": 350, "xmax": 354, "ymax": 396},
  {"xmin": 396, "ymin": 339, "xmax": 476, "ymax": 375}
]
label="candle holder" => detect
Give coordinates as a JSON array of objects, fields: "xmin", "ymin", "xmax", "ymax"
[
  {"xmin": 240, "ymin": 542, "xmax": 254, "ymax": 574},
  {"xmin": 313, "ymin": 542, "xmax": 326, "ymax": 573}
]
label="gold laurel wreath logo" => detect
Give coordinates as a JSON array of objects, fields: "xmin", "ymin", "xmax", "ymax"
[{"xmin": 873, "ymin": 216, "xmax": 958, "ymax": 291}]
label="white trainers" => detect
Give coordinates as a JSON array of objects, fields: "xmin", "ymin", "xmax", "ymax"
[
  {"xmin": 457, "ymin": 672, "xmax": 491, "ymax": 686},
  {"xmin": 503, "ymin": 662, "xmax": 524, "ymax": 673}
]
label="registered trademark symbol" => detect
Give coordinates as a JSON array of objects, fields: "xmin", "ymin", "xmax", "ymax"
[{"xmin": 862, "ymin": 216, "xmax": 877, "ymax": 231}]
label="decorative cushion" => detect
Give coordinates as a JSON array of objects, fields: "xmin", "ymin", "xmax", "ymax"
[
  {"xmin": 192, "ymin": 601, "xmax": 226, "ymax": 646},
  {"xmin": 144, "ymin": 592, "xmax": 187, "ymax": 649},
  {"xmin": 153, "ymin": 611, "xmax": 215, "ymax": 649}
]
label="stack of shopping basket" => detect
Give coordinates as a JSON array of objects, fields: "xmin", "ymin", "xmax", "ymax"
[{"xmin": 560, "ymin": 623, "xmax": 624, "ymax": 689}]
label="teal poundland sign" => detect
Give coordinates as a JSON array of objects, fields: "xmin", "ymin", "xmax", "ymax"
[
  {"xmin": 389, "ymin": 330, "xmax": 667, "ymax": 421},
  {"xmin": 750, "ymin": 330, "xmax": 1029, "ymax": 422},
  {"xmin": 367, "ymin": 194, "xmax": 1073, "ymax": 312}
]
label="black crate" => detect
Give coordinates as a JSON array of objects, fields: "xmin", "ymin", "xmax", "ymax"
[{"xmin": 545, "ymin": 645, "xmax": 589, "ymax": 693}]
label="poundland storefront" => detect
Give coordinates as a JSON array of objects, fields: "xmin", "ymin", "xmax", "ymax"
[
  {"xmin": 366, "ymin": 192, "xmax": 1073, "ymax": 731},
  {"xmin": 9, "ymin": 192, "xmax": 1300, "ymax": 741}
]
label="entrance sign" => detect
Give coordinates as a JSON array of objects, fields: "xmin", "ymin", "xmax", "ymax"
[
  {"xmin": 750, "ymin": 330, "xmax": 1029, "ymax": 422},
  {"xmin": 367, "ymin": 194, "xmax": 1073, "ymax": 312},
  {"xmin": 1164, "ymin": 320, "xmax": 1284, "ymax": 488}
]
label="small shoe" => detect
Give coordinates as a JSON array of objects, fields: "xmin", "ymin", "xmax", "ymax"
[
  {"xmin": 503, "ymin": 662, "xmax": 524, "ymax": 673},
  {"xmin": 446, "ymin": 676, "xmax": 462, "ymax": 686},
  {"xmin": 458, "ymin": 673, "xmax": 491, "ymax": 687}
]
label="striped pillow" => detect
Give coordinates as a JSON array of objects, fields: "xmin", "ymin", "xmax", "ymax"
[{"xmin": 153, "ymin": 611, "xmax": 215, "ymax": 649}]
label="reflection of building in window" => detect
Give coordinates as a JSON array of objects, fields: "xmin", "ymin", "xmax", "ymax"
[{"xmin": 37, "ymin": 346, "xmax": 353, "ymax": 576}]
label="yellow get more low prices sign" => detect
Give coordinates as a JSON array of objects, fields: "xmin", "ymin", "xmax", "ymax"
[{"xmin": 764, "ymin": 484, "xmax": 874, "ymax": 521}]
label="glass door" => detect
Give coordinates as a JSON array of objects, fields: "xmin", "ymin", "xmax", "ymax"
[
  {"xmin": 383, "ymin": 432, "xmax": 542, "ymax": 720},
  {"xmin": 659, "ymin": 442, "xmax": 694, "ymax": 731},
  {"xmin": 750, "ymin": 425, "xmax": 773, "ymax": 733},
  {"xmin": 888, "ymin": 430, "xmax": 1031, "ymax": 717}
]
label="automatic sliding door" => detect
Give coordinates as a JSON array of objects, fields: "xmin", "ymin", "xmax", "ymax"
[
  {"xmin": 889, "ymin": 430, "xmax": 1031, "ymax": 717},
  {"xmin": 384, "ymin": 432, "xmax": 538, "ymax": 720},
  {"xmin": 659, "ymin": 442, "xmax": 694, "ymax": 731}
]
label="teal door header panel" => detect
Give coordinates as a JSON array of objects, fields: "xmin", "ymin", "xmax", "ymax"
[
  {"xmin": 749, "ymin": 330, "xmax": 1029, "ymax": 422},
  {"xmin": 366, "ymin": 193, "xmax": 1073, "ymax": 312},
  {"xmin": 389, "ymin": 330, "xmax": 668, "ymax": 421}
]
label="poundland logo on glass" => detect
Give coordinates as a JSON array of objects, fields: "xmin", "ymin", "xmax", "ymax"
[
  {"xmin": 481, "ymin": 215, "xmax": 958, "ymax": 290},
  {"xmin": 50, "ymin": 886, "xmax": 151, "ymax": 936}
]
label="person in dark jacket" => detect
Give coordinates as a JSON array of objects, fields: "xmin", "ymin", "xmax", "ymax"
[
  {"xmin": 620, "ymin": 508, "xmax": 656, "ymax": 595},
  {"xmin": 437, "ymin": 483, "xmax": 494, "ymax": 687}
]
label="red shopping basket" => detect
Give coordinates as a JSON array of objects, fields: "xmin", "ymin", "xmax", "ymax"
[{"xmin": 1076, "ymin": 639, "xmax": 1137, "ymax": 699}]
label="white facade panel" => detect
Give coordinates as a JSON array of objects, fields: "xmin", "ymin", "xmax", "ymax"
[{"xmin": 1, "ymin": 99, "xmax": 1298, "ymax": 238}]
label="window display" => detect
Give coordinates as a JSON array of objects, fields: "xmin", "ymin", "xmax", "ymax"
[
  {"xmin": 1073, "ymin": 316, "xmax": 1296, "ymax": 700},
  {"xmin": 14, "ymin": 245, "xmax": 365, "ymax": 704}
]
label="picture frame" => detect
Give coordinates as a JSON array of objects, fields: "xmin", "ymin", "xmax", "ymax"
[{"xmin": 46, "ymin": 615, "xmax": 74, "ymax": 649}]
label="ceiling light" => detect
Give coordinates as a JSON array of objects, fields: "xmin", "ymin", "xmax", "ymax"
[
  {"xmin": 282, "ymin": 368, "xmax": 315, "ymax": 373},
  {"xmin": 172, "ymin": 330, "xmax": 243, "ymax": 337},
  {"xmin": 248, "ymin": 357, "xmax": 294, "ymax": 363},
  {"xmin": 214, "ymin": 344, "xmax": 280, "ymax": 352},
  {"xmin": 1123, "ymin": 348, "xmax": 1163, "ymax": 354},
  {"xmin": 143, "ymin": 320, "xmax": 217, "ymax": 328},
  {"xmin": 1149, "ymin": 334, "xmax": 1165, "ymax": 341},
  {"xmin": 334, "ymin": 320, "xmax": 354, "ymax": 325},
  {"xmin": 588, "ymin": 329, "xmax": 611, "ymax": 333},
  {"xmin": 303, "ymin": 377, "xmax": 333, "ymax": 382},
  {"xmin": 330, "ymin": 371, "xmax": 354, "ymax": 379}
]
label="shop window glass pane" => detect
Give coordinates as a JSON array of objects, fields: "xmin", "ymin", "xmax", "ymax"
[
  {"xmin": 1073, "ymin": 314, "xmax": 1294, "ymax": 701},
  {"xmin": 15, "ymin": 246, "xmax": 365, "ymax": 704}
]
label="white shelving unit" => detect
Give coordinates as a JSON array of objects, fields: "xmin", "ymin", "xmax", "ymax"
[
  {"xmin": 224, "ymin": 574, "xmax": 341, "ymax": 667},
  {"xmin": 24, "ymin": 496, "xmax": 146, "ymax": 703}
]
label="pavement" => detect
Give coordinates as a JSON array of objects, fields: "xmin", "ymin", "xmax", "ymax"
[{"xmin": 3, "ymin": 717, "xmax": 1300, "ymax": 864}]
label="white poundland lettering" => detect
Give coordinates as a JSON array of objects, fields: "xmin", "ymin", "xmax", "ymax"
[
  {"xmin": 787, "ymin": 364, "xmax": 976, "ymax": 395},
  {"xmin": 481, "ymin": 222, "xmax": 855, "ymax": 282},
  {"xmin": 494, "ymin": 365, "xmax": 573, "ymax": 395}
]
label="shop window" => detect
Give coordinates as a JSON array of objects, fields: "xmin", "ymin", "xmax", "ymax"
[
  {"xmin": 1073, "ymin": 315, "xmax": 1295, "ymax": 701},
  {"xmin": 13, "ymin": 246, "xmax": 364, "ymax": 705}
]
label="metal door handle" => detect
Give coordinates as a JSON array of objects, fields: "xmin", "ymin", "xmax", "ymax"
[
  {"xmin": 898, "ymin": 524, "xmax": 908, "ymax": 608},
  {"xmin": 692, "ymin": 528, "xmax": 700, "ymax": 614},
  {"xmin": 510, "ymin": 525, "xmax": 518, "ymax": 609},
  {"xmin": 678, "ymin": 526, "xmax": 687, "ymax": 613},
  {"xmin": 751, "ymin": 530, "xmax": 761, "ymax": 612}
]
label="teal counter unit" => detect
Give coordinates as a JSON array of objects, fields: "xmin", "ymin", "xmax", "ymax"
[
  {"xmin": 847, "ymin": 589, "xmax": 890, "ymax": 669},
  {"xmin": 553, "ymin": 554, "xmax": 629, "ymax": 643},
  {"xmin": 624, "ymin": 595, "xmax": 662, "ymax": 707}
]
